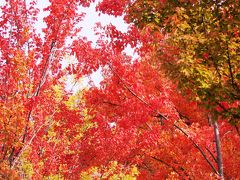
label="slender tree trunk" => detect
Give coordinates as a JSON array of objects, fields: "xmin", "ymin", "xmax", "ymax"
[{"xmin": 212, "ymin": 118, "xmax": 224, "ymax": 179}]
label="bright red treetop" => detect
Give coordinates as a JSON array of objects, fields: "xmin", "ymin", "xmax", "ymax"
[{"xmin": 0, "ymin": 0, "xmax": 239, "ymax": 179}]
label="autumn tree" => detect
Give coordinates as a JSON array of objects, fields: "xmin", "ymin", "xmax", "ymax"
[
  {"xmin": 116, "ymin": 0, "xmax": 239, "ymax": 178},
  {"xmin": 94, "ymin": 0, "xmax": 240, "ymax": 178},
  {"xmin": 0, "ymin": 0, "xmax": 93, "ymax": 178},
  {"xmin": 0, "ymin": 0, "xmax": 240, "ymax": 179}
]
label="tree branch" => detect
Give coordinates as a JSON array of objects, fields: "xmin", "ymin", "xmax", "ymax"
[
  {"xmin": 108, "ymin": 63, "xmax": 150, "ymax": 107},
  {"xmin": 151, "ymin": 156, "xmax": 181, "ymax": 176},
  {"xmin": 11, "ymin": 110, "xmax": 57, "ymax": 168},
  {"xmin": 34, "ymin": 41, "xmax": 56, "ymax": 97},
  {"xmin": 173, "ymin": 123, "xmax": 219, "ymax": 175},
  {"xmin": 226, "ymin": 41, "xmax": 239, "ymax": 92},
  {"xmin": 205, "ymin": 147, "xmax": 217, "ymax": 163}
]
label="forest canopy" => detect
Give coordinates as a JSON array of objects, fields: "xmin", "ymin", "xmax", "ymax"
[{"xmin": 0, "ymin": 0, "xmax": 239, "ymax": 179}]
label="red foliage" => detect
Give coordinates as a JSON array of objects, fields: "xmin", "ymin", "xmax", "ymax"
[{"xmin": 0, "ymin": 0, "xmax": 239, "ymax": 179}]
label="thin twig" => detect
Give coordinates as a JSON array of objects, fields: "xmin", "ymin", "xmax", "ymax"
[
  {"xmin": 205, "ymin": 147, "xmax": 217, "ymax": 163},
  {"xmin": 151, "ymin": 156, "xmax": 181, "ymax": 176},
  {"xmin": 108, "ymin": 63, "xmax": 150, "ymax": 107}
]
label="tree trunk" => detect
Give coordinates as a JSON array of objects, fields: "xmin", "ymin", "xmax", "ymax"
[{"xmin": 213, "ymin": 119, "xmax": 224, "ymax": 179}]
